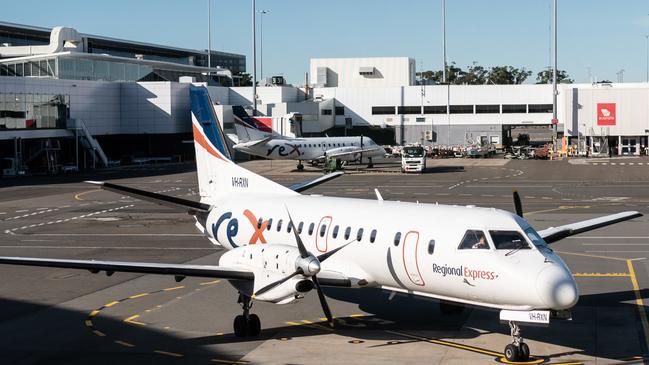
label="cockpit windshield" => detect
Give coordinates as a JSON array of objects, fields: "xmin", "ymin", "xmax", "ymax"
[
  {"xmin": 403, "ymin": 147, "xmax": 424, "ymax": 157},
  {"xmin": 489, "ymin": 230, "xmax": 531, "ymax": 250},
  {"xmin": 523, "ymin": 227, "xmax": 548, "ymax": 248}
]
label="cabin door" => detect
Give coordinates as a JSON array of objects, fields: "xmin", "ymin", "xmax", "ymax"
[{"xmin": 402, "ymin": 231, "xmax": 425, "ymax": 286}]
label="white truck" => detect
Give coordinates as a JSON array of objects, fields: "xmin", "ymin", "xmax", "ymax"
[{"xmin": 401, "ymin": 145, "xmax": 426, "ymax": 173}]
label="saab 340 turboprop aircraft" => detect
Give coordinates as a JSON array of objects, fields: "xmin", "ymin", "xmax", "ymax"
[
  {"xmin": 231, "ymin": 105, "xmax": 386, "ymax": 170},
  {"xmin": 0, "ymin": 86, "xmax": 642, "ymax": 363}
]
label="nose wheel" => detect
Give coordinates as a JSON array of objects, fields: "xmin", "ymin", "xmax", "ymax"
[
  {"xmin": 233, "ymin": 293, "xmax": 261, "ymax": 337},
  {"xmin": 297, "ymin": 162, "xmax": 304, "ymax": 171},
  {"xmin": 504, "ymin": 321, "xmax": 530, "ymax": 362}
]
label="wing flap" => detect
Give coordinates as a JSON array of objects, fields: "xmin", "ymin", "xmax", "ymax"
[
  {"xmin": 86, "ymin": 181, "xmax": 211, "ymax": 213},
  {"xmin": 0, "ymin": 256, "xmax": 254, "ymax": 281},
  {"xmin": 538, "ymin": 211, "xmax": 643, "ymax": 244}
]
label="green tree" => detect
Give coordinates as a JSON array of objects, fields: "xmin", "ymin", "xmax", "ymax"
[
  {"xmin": 457, "ymin": 62, "xmax": 488, "ymax": 85},
  {"xmin": 237, "ymin": 72, "xmax": 253, "ymax": 86},
  {"xmin": 536, "ymin": 69, "xmax": 573, "ymax": 84},
  {"xmin": 487, "ymin": 66, "xmax": 532, "ymax": 84}
]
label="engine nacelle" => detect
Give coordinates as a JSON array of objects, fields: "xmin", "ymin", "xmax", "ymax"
[{"xmin": 219, "ymin": 244, "xmax": 311, "ymax": 303}]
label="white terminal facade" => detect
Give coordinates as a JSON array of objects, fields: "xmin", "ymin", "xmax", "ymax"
[{"xmin": 2, "ymin": 24, "xmax": 649, "ymax": 174}]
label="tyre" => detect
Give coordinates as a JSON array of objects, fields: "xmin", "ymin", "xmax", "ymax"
[
  {"xmin": 504, "ymin": 344, "xmax": 520, "ymax": 362},
  {"xmin": 519, "ymin": 342, "xmax": 530, "ymax": 361},
  {"xmin": 248, "ymin": 314, "xmax": 261, "ymax": 336},
  {"xmin": 233, "ymin": 315, "xmax": 247, "ymax": 337}
]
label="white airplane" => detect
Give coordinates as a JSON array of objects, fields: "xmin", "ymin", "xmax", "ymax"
[
  {"xmin": 0, "ymin": 85, "xmax": 642, "ymax": 363},
  {"xmin": 231, "ymin": 105, "xmax": 386, "ymax": 170}
]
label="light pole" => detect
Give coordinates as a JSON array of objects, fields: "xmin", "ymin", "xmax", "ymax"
[
  {"xmin": 259, "ymin": 10, "xmax": 269, "ymax": 81},
  {"xmin": 207, "ymin": 0, "xmax": 212, "ymax": 75},
  {"xmin": 442, "ymin": 0, "xmax": 447, "ymax": 83},
  {"xmin": 644, "ymin": 34, "xmax": 649, "ymax": 82},
  {"xmin": 252, "ymin": 0, "xmax": 257, "ymax": 115},
  {"xmin": 552, "ymin": 0, "xmax": 558, "ymax": 155}
]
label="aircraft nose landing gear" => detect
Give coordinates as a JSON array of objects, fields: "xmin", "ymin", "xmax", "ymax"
[
  {"xmin": 504, "ymin": 321, "xmax": 530, "ymax": 362},
  {"xmin": 233, "ymin": 293, "xmax": 261, "ymax": 337}
]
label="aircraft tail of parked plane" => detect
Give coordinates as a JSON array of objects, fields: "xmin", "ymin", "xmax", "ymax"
[
  {"xmin": 232, "ymin": 105, "xmax": 278, "ymax": 143},
  {"xmin": 189, "ymin": 87, "xmax": 296, "ymax": 201}
]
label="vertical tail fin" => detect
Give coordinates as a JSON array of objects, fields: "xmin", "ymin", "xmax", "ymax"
[
  {"xmin": 190, "ymin": 86, "xmax": 296, "ymax": 201},
  {"xmin": 232, "ymin": 105, "xmax": 277, "ymax": 142}
]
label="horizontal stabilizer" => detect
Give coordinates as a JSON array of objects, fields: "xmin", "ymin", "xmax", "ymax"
[
  {"xmin": 0, "ymin": 256, "xmax": 254, "ymax": 281},
  {"xmin": 288, "ymin": 171, "xmax": 344, "ymax": 193},
  {"xmin": 538, "ymin": 211, "xmax": 643, "ymax": 244},
  {"xmin": 86, "ymin": 181, "xmax": 211, "ymax": 213}
]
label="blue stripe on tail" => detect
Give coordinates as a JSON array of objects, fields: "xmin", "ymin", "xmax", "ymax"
[{"xmin": 189, "ymin": 86, "xmax": 231, "ymax": 160}]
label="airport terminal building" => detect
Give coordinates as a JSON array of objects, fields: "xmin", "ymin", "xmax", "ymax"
[{"xmin": 2, "ymin": 23, "xmax": 649, "ymax": 175}]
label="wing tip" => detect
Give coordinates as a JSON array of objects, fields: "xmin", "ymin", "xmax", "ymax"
[{"xmin": 84, "ymin": 181, "xmax": 104, "ymax": 186}]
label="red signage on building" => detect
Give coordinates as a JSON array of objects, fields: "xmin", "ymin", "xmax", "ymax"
[{"xmin": 597, "ymin": 103, "xmax": 616, "ymax": 126}]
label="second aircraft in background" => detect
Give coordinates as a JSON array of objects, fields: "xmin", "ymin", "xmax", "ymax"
[{"xmin": 230, "ymin": 106, "xmax": 385, "ymax": 170}]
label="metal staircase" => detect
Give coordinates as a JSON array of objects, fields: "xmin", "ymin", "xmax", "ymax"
[{"xmin": 67, "ymin": 119, "xmax": 108, "ymax": 167}]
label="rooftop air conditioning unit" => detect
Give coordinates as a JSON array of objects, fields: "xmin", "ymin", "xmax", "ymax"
[{"xmin": 359, "ymin": 66, "xmax": 375, "ymax": 76}]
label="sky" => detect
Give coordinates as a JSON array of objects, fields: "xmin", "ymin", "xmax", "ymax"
[{"xmin": 3, "ymin": 0, "xmax": 649, "ymax": 85}]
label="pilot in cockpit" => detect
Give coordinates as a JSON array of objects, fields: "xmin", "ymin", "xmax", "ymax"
[{"xmin": 472, "ymin": 234, "xmax": 489, "ymax": 249}]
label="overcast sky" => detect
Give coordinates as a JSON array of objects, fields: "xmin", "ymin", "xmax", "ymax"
[{"xmin": 4, "ymin": 0, "xmax": 649, "ymax": 84}]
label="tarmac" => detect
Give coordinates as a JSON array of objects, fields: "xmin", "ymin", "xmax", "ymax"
[{"xmin": 1, "ymin": 157, "xmax": 648, "ymax": 365}]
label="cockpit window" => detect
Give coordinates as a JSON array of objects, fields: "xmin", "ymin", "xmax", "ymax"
[
  {"xmin": 490, "ymin": 230, "xmax": 531, "ymax": 250},
  {"xmin": 458, "ymin": 230, "xmax": 490, "ymax": 250},
  {"xmin": 523, "ymin": 227, "xmax": 548, "ymax": 248}
]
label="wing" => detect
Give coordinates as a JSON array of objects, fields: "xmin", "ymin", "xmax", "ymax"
[
  {"xmin": 0, "ymin": 256, "xmax": 254, "ymax": 281},
  {"xmin": 538, "ymin": 211, "xmax": 643, "ymax": 244},
  {"xmin": 233, "ymin": 136, "xmax": 274, "ymax": 149},
  {"xmin": 86, "ymin": 181, "xmax": 211, "ymax": 213},
  {"xmin": 288, "ymin": 171, "xmax": 344, "ymax": 193}
]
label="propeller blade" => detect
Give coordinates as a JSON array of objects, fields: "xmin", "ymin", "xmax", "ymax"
[
  {"xmin": 286, "ymin": 208, "xmax": 309, "ymax": 258},
  {"xmin": 513, "ymin": 190, "xmax": 523, "ymax": 218},
  {"xmin": 317, "ymin": 240, "xmax": 353, "ymax": 262},
  {"xmin": 312, "ymin": 275, "xmax": 334, "ymax": 327},
  {"xmin": 254, "ymin": 269, "xmax": 302, "ymax": 297}
]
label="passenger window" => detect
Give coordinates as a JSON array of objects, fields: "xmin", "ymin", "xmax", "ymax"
[
  {"xmin": 267, "ymin": 218, "xmax": 273, "ymax": 231},
  {"xmin": 257, "ymin": 218, "xmax": 263, "ymax": 229},
  {"xmin": 308, "ymin": 223, "xmax": 315, "ymax": 235},
  {"xmin": 458, "ymin": 230, "xmax": 489, "ymax": 250},
  {"xmin": 332, "ymin": 225, "xmax": 339, "ymax": 239},
  {"xmin": 490, "ymin": 231, "xmax": 531, "ymax": 250},
  {"xmin": 319, "ymin": 224, "xmax": 327, "ymax": 237},
  {"xmin": 277, "ymin": 219, "xmax": 283, "ymax": 232},
  {"xmin": 298, "ymin": 222, "xmax": 304, "ymax": 234},
  {"xmin": 393, "ymin": 232, "xmax": 401, "ymax": 246},
  {"xmin": 428, "ymin": 239, "xmax": 435, "ymax": 254},
  {"xmin": 356, "ymin": 228, "xmax": 364, "ymax": 241},
  {"xmin": 370, "ymin": 229, "xmax": 377, "ymax": 243},
  {"xmin": 344, "ymin": 227, "xmax": 351, "ymax": 240},
  {"xmin": 287, "ymin": 222, "xmax": 292, "ymax": 233}
]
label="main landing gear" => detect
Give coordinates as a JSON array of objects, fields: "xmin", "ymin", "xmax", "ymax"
[
  {"xmin": 233, "ymin": 293, "xmax": 261, "ymax": 337},
  {"xmin": 297, "ymin": 162, "xmax": 304, "ymax": 171},
  {"xmin": 367, "ymin": 157, "xmax": 374, "ymax": 169},
  {"xmin": 504, "ymin": 321, "xmax": 530, "ymax": 362}
]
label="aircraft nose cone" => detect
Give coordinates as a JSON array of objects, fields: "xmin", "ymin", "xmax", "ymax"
[{"xmin": 536, "ymin": 265, "xmax": 578, "ymax": 309}]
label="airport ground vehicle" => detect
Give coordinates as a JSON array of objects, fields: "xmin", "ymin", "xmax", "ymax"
[
  {"xmin": 1, "ymin": 158, "xmax": 25, "ymax": 177},
  {"xmin": 401, "ymin": 145, "xmax": 426, "ymax": 173}
]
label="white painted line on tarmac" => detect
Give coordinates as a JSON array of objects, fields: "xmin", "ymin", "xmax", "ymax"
[
  {"xmin": 569, "ymin": 236, "xmax": 649, "ymax": 239},
  {"xmin": 15, "ymin": 209, "xmax": 28, "ymax": 213},
  {"xmin": 583, "ymin": 243, "xmax": 649, "ymax": 246}
]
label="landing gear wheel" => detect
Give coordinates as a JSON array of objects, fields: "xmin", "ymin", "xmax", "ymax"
[
  {"xmin": 518, "ymin": 342, "xmax": 530, "ymax": 362},
  {"xmin": 297, "ymin": 163, "xmax": 304, "ymax": 171},
  {"xmin": 504, "ymin": 343, "xmax": 520, "ymax": 362},
  {"xmin": 247, "ymin": 313, "xmax": 261, "ymax": 336},
  {"xmin": 233, "ymin": 314, "xmax": 247, "ymax": 337}
]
